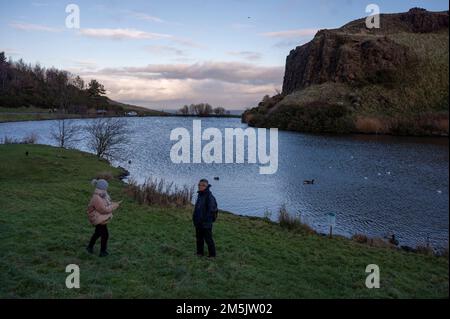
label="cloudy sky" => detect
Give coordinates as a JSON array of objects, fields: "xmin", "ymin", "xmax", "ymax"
[{"xmin": 1, "ymin": 0, "xmax": 448, "ymax": 110}]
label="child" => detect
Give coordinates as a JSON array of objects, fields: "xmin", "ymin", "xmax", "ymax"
[{"xmin": 86, "ymin": 179, "xmax": 120, "ymax": 257}]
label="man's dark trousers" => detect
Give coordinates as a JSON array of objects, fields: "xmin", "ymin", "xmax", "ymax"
[{"xmin": 195, "ymin": 226, "xmax": 216, "ymax": 257}]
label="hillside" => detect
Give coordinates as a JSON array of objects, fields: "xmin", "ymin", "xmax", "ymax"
[
  {"xmin": 243, "ymin": 8, "xmax": 449, "ymax": 136},
  {"xmin": 0, "ymin": 53, "xmax": 166, "ymax": 119},
  {"xmin": 0, "ymin": 144, "xmax": 448, "ymax": 298}
]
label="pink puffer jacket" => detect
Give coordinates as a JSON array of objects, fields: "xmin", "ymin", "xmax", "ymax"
[{"xmin": 87, "ymin": 190, "xmax": 114, "ymax": 225}]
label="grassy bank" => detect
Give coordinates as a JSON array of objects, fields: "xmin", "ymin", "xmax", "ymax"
[
  {"xmin": 0, "ymin": 106, "xmax": 168, "ymax": 123},
  {"xmin": 0, "ymin": 144, "xmax": 448, "ymax": 298}
]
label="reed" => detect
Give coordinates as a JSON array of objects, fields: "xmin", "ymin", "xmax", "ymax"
[
  {"xmin": 126, "ymin": 177, "xmax": 194, "ymax": 208},
  {"xmin": 277, "ymin": 204, "xmax": 315, "ymax": 234}
]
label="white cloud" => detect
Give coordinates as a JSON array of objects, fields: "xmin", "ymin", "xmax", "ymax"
[
  {"xmin": 131, "ymin": 12, "xmax": 165, "ymax": 23},
  {"xmin": 145, "ymin": 45, "xmax": 188, "ymax": 57},
  {"xmin": 78, "ymin": 61, "xmax": 283, "ymax": 109},
  {"xmin": 227, "ymin": 51, "xmax": 262, "ymax": 61},
  {"xmin": 9, "ymin": 22, "xmax": 62, "ymax": 33},
  {"xmin": 95, "ymin": 61, "xmax": 283, "ymax": 85},
  {"xmin": 78, "ymin": 28, "xmax": 171, "ymax": 40},
  {"xmin": 260, "ymin": 28, "xmax": 319, "ymax": 38},
  {"xmin": 77, "ymin": 27, "xmax": 203, "ymax": 49},
  {"xmin": 67, "ymin": 59, "xmax": 98, "ymax": 70}
]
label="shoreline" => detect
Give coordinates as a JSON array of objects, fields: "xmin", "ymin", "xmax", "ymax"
[
  {"xmin": 0, "ymin": 113, "xmax": 241, "ymax": 124},
  {"xmin": 1, "ymin": 113, "xmax": 448, "ymax": 141},
  {"xmin": 119, "ymin": 161, "xmax": 449, "ymax": 255}
]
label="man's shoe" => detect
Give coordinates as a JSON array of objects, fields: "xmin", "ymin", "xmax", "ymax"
[
  {"xmin": 99, "ymin": 251, "xmax": 109, "ymax": 257},
  {"xmin": 86, "ymin": 246, "xmax": 94, "ymax": 254}
]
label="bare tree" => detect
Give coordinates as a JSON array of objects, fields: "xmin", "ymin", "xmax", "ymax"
[
  {"xmin": 213, "ymin": 106, "xmax": 226, "ymax": 115},
  {"xmin": 178, "ymin": 105, "xmax": 189, "ymax": 115},
  {"xmin": 85, "ymin": 118, "xmax": 129, "ymax": 161},
  {"xmin": 204, "ymin": 103, "xmax": 213, "ymax": 116},
  {"xmin": 188, "ymin": 104, "xmax": 196, "ymax": 115},
  {"xmin": 50, "ymin": 119, "xmax": 81, "ymax": 148}
]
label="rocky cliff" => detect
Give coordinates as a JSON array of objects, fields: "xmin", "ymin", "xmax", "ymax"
[{"xmin": 243, "ymin": 8, "xmax": 449, "ymax": 136}]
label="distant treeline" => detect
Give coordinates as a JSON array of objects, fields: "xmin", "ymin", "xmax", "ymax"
[
  {"xmin": 177, "ymin": 103, "xmax": 231, "ymax": 116},
  {"xmin": 0, "ymin": 52, "xmax": 116, "ymax": 113}
]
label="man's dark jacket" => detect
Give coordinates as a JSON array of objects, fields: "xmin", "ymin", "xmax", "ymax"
[{"xmin": 193, "ymin": 186, "xmax": 217, "ymax": 228}]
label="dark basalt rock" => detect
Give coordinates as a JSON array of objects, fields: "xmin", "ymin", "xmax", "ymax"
[{"xmin": 282, "ymin": 9, "xmax": 449, "ymax": 95}]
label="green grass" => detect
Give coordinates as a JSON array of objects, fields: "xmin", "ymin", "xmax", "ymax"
[
  {"xmin": 0, "ymin": 105, "xmax": 168, "ymax": 123},
  {"xmin": 0, "ymin": 112, "xmax": 83, "ymax": 123},
  {"xmin": 0, "ymin": 144, "xmax": 448, "ymax": 298}
]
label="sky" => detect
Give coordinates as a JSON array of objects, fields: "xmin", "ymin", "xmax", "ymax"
[{"xmin": 0, "ymin": 0, "xmax": 449, "ymax": 110}]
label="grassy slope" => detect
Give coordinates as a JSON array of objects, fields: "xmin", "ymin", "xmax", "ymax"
[
  {"xmin": 0, "ymin": 101, "xmax": 167, "ymax": 123},
  {"xmin": 0, "ymin": 144, "xmax": 448, "ymax": 298}
]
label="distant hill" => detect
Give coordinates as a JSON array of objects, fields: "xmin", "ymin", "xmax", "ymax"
[
  {"xmin": 243, "ymin": 8, "xmax": 449, "ymax": 136},
  {"xmin": 105, "ymin": 99, "xmax": 167, "ymax": 116},
  {"xmin": 0, "ymin": 53, "xmax": 166, "ymax": 117}
]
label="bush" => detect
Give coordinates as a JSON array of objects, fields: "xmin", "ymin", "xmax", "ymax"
[
  {"xmin": 2, "ymin": 133, "xmax": 38, "ymax": 144},
  {"xmin": 277, "ymin": 204, "xmax": 315, "ymax": 234},
  {"xmin": 416, "ymin": 245, "xmax": 435, "ymax": 256},
  {"xmin": 264, "ymin": 102, "xmax": 355, "ymax": 134},
  {"xmin": 352, "ymin": 234, "xmax": 369, "ymax": 244},
  {"xmin": 126, "ymin": 177, "xmax": 194, "ymax": 208}
]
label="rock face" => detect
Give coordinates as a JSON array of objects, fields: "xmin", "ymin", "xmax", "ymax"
[
  {"xmin": 282, "ymin": 8, "xmax": 449, "ymax": 95},
  {"xmin": 243, "ymin": 8, "xmax": 449, "ymax": 136}
]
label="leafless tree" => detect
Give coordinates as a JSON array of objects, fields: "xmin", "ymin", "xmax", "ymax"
[
  {"xmin": 50, "ymin": 119, "xmax": 82, "ymax": 148},
  {"xmin": 178, "ymin": 105, "xmax": 189, "ymax": 115},
  {"xmin": 213, "ymin": 107, "xmax": 226, "ymax": 115},
  {"xmin": 85, "ymin": 118, "xmax": 129, "ymax": 161}
]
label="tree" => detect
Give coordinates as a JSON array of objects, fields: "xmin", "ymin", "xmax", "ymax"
[
  {"xmin": 188, "ymin": 104, "xmax": 196, "ymax": 115},
  {"xmin": 213, "ymin": 106, "xmax": 225, "ymax": 115},
  {"xmin": 204, "ymin": 103, "xmax": 213, "ymax": 116},
  {"xmin": 0, "ymin": 55, "xmax": 109, "ymax": 110},
  {"xmin": 0, "ymin": 52, "xmax": 7, "ymax": 92},
  {"xmin": 50, "ymin": 119, "xmax": 81, "ymax": 148},
  {"xmin": 72, "ymin": 75, "xmax": 85, "ymax": 91},
  {"xmin": 85, "ymin": 118, "xmax": 129, "ymax": 161},
  {"xmin": 178, "ymin": 105, "xmax": 189, "ymax": 115},
  {"xmin": 87, "ymin": 79, "xmax": 106, "ymax": 97}
]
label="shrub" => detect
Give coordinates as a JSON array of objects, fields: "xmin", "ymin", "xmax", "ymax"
[
  {"xmin": 277, "ymin": 205, "xmax": 315, "ymax": 234},
  {"xmin": 22, "ymin": 133, "xmax": 38, "ymax": 144},
  {"xmin": 264, "ymin": 102, "xmax": 355, "ymax": 134},
  {"xmin": 352, "ymin": 234, "xmax": 369, "ymax": 244},
  {"xmin": 368, "ymin": 238, "xmax": 395, "ymax": 249},
  {"xmin": 415, "ymin": 245, "xmax": 435, "ymax": 256},
  {"xmin": 2, "ymin": 133, "xmax": 38, "ymax": 144},
  {"xmin": 126, "ymin": 177, "xmax": 194, "ymax": 208}
]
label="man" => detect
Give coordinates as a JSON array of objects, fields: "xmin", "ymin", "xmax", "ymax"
[{"xmin": 193, "ymin": 179, "xmax": 218, "ymax": 258}]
